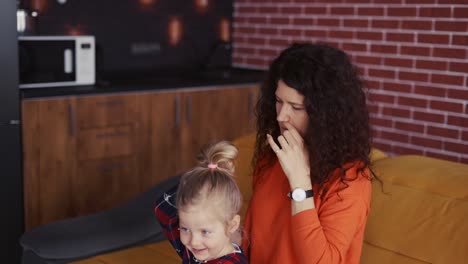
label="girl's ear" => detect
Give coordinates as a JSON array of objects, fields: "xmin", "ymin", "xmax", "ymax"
[{"xmin": 228, "ymin": 214, "xmax": 240, "ymax": 234}]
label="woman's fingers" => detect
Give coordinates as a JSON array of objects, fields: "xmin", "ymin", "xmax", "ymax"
[
  {"xmin": 277, "ymin": 135, "xmax": 291, "ymax": 152},
  {"xmin": 266, "ymin": 134, "xmax": 281, "ymax": 154},
  {"xmin": 284, "ymin": 122, "xmax": 304, "ymax": 145}
]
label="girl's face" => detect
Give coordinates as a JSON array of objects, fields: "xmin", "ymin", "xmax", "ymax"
[
  {"xmin": 275, "ymin": 79, "xmax": 309, "ymax": 136},
  {"xmin": 178, "ymin": 199, "xmax": 239, "ymax": 262}
]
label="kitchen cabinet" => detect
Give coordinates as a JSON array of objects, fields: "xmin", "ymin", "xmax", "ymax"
[{"xmin": 22, "ymin": 85, "xmax": 258, "ymax": 230}]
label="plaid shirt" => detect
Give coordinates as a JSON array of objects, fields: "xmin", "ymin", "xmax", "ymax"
[{"xmin": 154, "ymin": 185, "xmax": 248, "ymax": 264}]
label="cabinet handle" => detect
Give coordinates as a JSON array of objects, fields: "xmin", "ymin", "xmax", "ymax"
[
  {"xmin": 186, "ymin": 95, "xmax": 192, "ymax": 126},
  {"xmin": 98, "ymin": 162, "xmax": 123, "ymax": 171},
  {"xmin": 95, "ymin": 100, "xmax": 125, "ymax": 107},
  {"xmin": 175, "ymin": 95, "xmax": 181, "ymax": 128},
  {"xmin": 96, "ymin": 131, "xmax": 129, "ymax": 138},
  {"xmin": 68, "ymin": 103, "xmax": 75, "ymax": 137},
  {"xmin": 248, "ymin": 91, "xmax": 255, "ymax": 119}
]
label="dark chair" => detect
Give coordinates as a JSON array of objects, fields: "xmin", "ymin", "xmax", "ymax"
[{"xmin": 20, "ymin": 175, "xmax": 181, "ymax": 264}]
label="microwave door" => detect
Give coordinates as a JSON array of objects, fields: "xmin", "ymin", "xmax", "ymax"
[{"xmin": 19, "ymin": 40, "xmax": 76, "ymax": 87}]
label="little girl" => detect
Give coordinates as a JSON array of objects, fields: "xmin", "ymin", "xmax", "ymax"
[{"xmin": 155, "ymin": 141, "xmax": 248, "ymax": 264}]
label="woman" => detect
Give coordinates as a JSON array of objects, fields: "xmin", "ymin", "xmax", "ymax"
[{"xmin": 242, "ymin": 43, "xmax": 374, "ymax": 264}]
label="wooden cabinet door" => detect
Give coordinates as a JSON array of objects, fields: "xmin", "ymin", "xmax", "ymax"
[
  {"xmin": 179, "ymin": 85, "xmax": 258, "ymax": 171},
  {"xmin": 72, "ymin": 93, "xmax": 147, "ymax": 215},
  {"xmin": 22, "ymin": 97, "xmax": 77, "ymax": 230},
  {"xmin": 147, "ymin": 90, "xmax": 182, "ymax": 190}
]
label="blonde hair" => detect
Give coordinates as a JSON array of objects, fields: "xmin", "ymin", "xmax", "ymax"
[{"xmin": 176, "ymin": 141, "xmax": 242, "ymax": 223}]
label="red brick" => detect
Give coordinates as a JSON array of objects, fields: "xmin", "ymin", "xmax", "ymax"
[
  {"xmin": 371, "ymin": 44, "xmax": 397, "ymax": 54},
  {"xmin": 236, "ymin": 26, "xmax": 256, "ymax": 34},
  {"xmin": 447, "ymin": 89, "xmax": 468, "ymax": 101},
  {"xmin": 356, "ymin": 55, "xmax": 382, "ymax": 65},
  {"xmin": 381, "ymin": 131, "xmax": 410, "ymax": 143},
  {"xmin": 280, "ymin": 7, "xmax": 302, "ymax": 14},
  {"xmin": 369, "ymin": 69, "xmax": 396, "ymax": 79},
  {"xmin": 248, "ymin": 37, "xmax": 266, "ymax": 45},
  {"xmin": 453, "ymin": 35, "xmax": 468, "ymax": 46},
  {"xmin": 357, "ymin": 31, "xmax": 383, "ymax": 41},
  {"xmin": 431, "ymin": 74, "xmax": 465, "ymax": 86},
  {"xmin": 435, "ymin": 21, "xmax": 468, "ymax": 32},
  {"xmin": 368, "ymin": 93, "xmax": 395, "ymax": 104},
  {"xmin": 417, "ymin": 33, "xmax": 450, "ymax": 44},
  {"xmin": 372, "ymin": 19, "xmax": 399, "ymax": 29},
  {"xmin": 303, "ymin": 29, "xmax": 327, "ymax": 38},
  {"xmin": 413, "ymin": 111, "xmax": 445, "ymax": 123},
  {"xmin": 388, "ymin": 7, "xmax": 417, "ymax": 17},
  {"xmin": 248, "ymin": 17, "xmax": 268, "ymax": 24},
  {"xmin": 447, "ymin": 116, "xmax": 468, "ymax": 127},
  {"xmin": 245, "ymin": 57, "xmax": 266, "ymax": 67},
  {"xmin": 419, "ymin": 8, "xmax": 451, "ymax": 18},
  {"xmin": 269, "ymin": 38, "xmax": 290, "ymax": 46},
  {"xmin": 367, "ymin": 104, "xmax": 380, "ymax": 114},
  {"xmin": 426, "ymin": 151, "xmax": 460, "ymax": 163},
  {"xmin": 258, "ymin": 48, "xmax": 279, "ymax": 57},
  {"xmin": 257, "ymin": 27, "xmax": 278, "ymax": 35},
  {"xmin": 374, "ymin": 0, "xmax": 403, "ymax": 3},
  {"xmin": 293, "ymin": 18, "xmax": 315, "ymax": 26},
  {"xmin": 238, "ymin": 6, "xmax": 258, "ymax": 13},
  {"xmin": 414, "ymin": 85, "xmax": 446, "ymax": 97},
  {"xmin": 370, "ymin": 116, "xmax": 393, "ymax": 128},
  {"xmin": 411, "ymin": 136, "xmax": 443, "ymax": 149},
  {"xmin": 317, "ymin": 18, "xmax": 340, "ymax": 27},
  {"xmin": 445, "ymin": 142, "xmax": 468, "ymax": 154},
  {"xmin": 430, "ymin": 100, "xmax": 464, "ymax": 113},
  {"xmin": 358, "ymin": 7, "xmax": 385, "ymax": 16},
  {"xmin": 401, "ymin": 46, "xmax": 430, "ymax": 56},
  {"xmin": 331, "ymin": 7, "xmax": 355, "ymax": 15},
  {"xmin": 398, "ymin": 96, "xmax": 428, "ymax": 108},
  {"xmin": 384, "ymin": 58, "xmax": 413, "ymax": 68},
  {"xmin": 382, "ymin": 106, "xmax": 411, "ymax": 118},
  {"xmin": 386, "ymin": 32, "xmax": 414, "ymax": 42},
  {"xmin": 463, "ymin": 131, "xmax": 468, "ymax": 141},
  {"xmin": 329, "ymin": 30, "xmax": 354, "ymax": 39},
  {"xmin": 342, "ymin": 43, "xmax": 367, "ymax": 52},
  {"xmin": 415, "ymin": 60, "xmax": 448, "ymax": 71},
  {"xmin": 401, "ymin": 20, "xmax": 433, "ymax": 30},
  {"xmin": 453, "ymin": 7, "xmax": 468, "ymax": 18},
  {"xmin": 257, "ymin": 6, "xmax": 278, "ymax": 13},
  {"xmin": 366, "ymin": 80, "xmax": 381, "ymax": 90},
  {"xmin": 303, "ymin": 7, "xmax": 327, "ymax": 14},
  {"xmin": 234, "ymin": 47, "xmax": 255, "ymax": 55},
  {"xmin": 435, "ymin": 0, "xmax": 468, "ymax": 4},
  {"xmin": 382, "ymin": 82, "xmax": 412, "ymax": 93},
  {"xmin": 280, "ymin": 29, "xmax": 302, "ymax": 37},
  {"xmin": 406, "ymin": 0, "xmax": 436, "ymax": 3},
  {"xmin": 449, "ymin": 62, "xmax": 468, "ymax": 74},
  {"xmin": 395, "ymin": 121, "xmax": 425, "ymax": 133},
  {"xmin": 433, "ymin": 47, "xmax": 467, "ymax": 59},
  {"xmin": 427, "ymin": 126, "xmax": 459, "ymax": 139},
  {"xmin": 398, "ymin": 71, "xmax": 429, "ymax": 82},
  {"xmin": 343, "ymin": 19, "xmax": 369, "ymax": 28},
  {"xmin": 394, "ymin": 146, "xmax": 424, "ymax": 155},
  {"xmin": 270, "ymin": 17, "xmax": 290, "ymax": 25}
]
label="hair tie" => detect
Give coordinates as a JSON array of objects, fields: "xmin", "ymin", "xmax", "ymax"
[{"xmin": 207, "ymin": 163, "xmax": 218, "ymax": 169}]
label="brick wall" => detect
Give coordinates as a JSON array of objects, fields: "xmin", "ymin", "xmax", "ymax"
[{"xmin": 233, "ymin": 0, "xmax": 468, "ymax": 164}]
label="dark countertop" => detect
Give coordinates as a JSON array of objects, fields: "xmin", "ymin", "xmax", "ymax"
[{"xmin": 20, "ymin": 67, "xmax": 266, "ymax": 99}]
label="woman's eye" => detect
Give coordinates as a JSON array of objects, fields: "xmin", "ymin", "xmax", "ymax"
[
  {"xmin": 275, "ymin": 98, "xmax": 282, "ymax": 104},
  {"xmin": 201, "ymin": 230, "xmax": 211, "ymax": 235},
  {"xmin": 293, "ymin": 107, "xmax": 304, "ymax": 111}
]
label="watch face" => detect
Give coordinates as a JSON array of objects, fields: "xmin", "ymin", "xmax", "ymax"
[{"xmin": 292, "ymin": 188, "xmax": 306, "ymax": 201}]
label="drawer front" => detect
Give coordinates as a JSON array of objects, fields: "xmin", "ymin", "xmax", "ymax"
[
  {"xmin": 73, "ymin": 156, "xmax": 139, "ymax": 214},
  {"xmin": 77, "ymin": 94, "xmax": 138, "ymax": 129},
  {"xmin": 77, "ymin": 125, "xmax": 134, "ymax": 160}
]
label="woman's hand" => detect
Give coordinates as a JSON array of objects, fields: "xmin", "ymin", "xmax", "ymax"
[{"xmin": 267, "ymin": 122, "xmax": 312, "ymax": 190}]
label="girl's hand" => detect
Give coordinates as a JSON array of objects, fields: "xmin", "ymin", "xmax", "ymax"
[{"xmin": 267, "ymin": 122, "xmax": 312, "ymax": 189}]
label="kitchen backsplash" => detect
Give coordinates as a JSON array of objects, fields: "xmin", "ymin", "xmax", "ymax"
[{"xmin": 20, "ymin": 0, "xmax": 233, "ymax": 73}]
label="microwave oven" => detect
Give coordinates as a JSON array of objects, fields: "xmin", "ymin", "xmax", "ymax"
[{"xmin": 18, "ymin": 36, "xmax": 95, "ymax": 89}]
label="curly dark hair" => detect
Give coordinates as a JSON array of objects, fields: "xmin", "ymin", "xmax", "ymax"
[{"xmin": 253, "ymin": 42, "xmax": 372, "ymax": 196}]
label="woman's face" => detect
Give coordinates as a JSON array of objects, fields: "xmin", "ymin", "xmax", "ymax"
[{"xmin": 275, "ymin": 79, "xmax": 309, "ymax": 136}]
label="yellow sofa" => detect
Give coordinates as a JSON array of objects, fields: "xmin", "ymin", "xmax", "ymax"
[{"xmin": 74, "ymin": 134, "xmax": 468, "ymax": 264}]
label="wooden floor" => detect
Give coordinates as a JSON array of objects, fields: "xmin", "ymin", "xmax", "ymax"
[{"xmin": 71, "ymin": 240, "xmax": 180, "ymax": 264}]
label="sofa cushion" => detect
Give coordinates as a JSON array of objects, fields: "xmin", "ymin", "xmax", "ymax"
[{"xmin": 363, "ymin": 155, "xmax": 468, "ymax": 264}]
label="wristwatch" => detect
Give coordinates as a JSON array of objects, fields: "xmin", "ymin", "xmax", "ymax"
[{"xmin": 288, "ymin": 187, "xmax": 314, "ymax": 202}]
